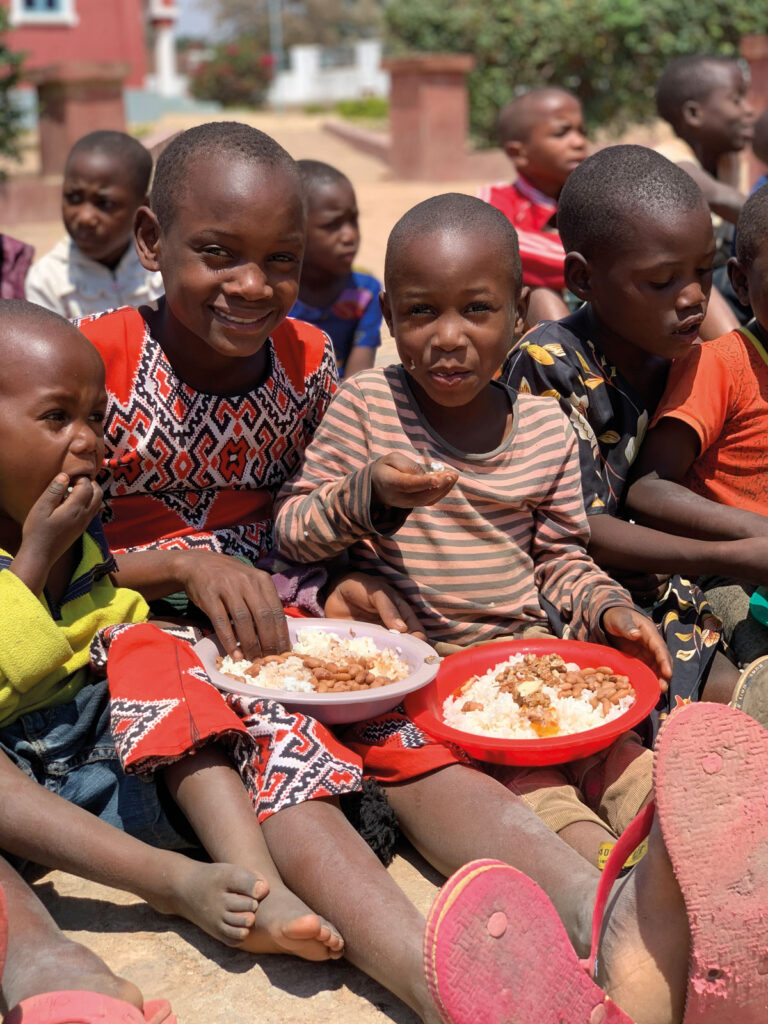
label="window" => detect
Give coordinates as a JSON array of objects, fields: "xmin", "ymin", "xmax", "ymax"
[{"xmin": 10, "ymin": 0, "xmax": 79, "ymax": 26}]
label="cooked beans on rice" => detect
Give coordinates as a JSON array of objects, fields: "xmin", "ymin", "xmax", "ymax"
[
  {"xmin": 216, "ymin": 628, "xmax": 411, "ymax": 693},
  {"xmin": 442, "ymin": 653, "xmax": 636, "ymax": 739}
]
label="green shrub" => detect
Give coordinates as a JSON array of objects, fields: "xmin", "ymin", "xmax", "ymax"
[
  {"xmin": 384, "ymin": 0, "xmax": 768, "ymax": 144},
  {"xmin": 190, "ymin": 38, "xmax": 274, "ymax": 108},
  {"xmin": 334, "ymin": 96, "xmax": 389, "ymax": 121}
]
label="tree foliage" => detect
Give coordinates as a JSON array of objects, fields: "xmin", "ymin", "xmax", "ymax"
[
  {"xmin": 211, "ymin": 0, "xmax": 384, "ymax": 49},
  {"xmin": 0, "ymin": 8, "xmax": 25, "ymax": 175},
  {"xmin": 190, "ymin": 38, "xmax": 275, "ymax": 107},
  {"xmin": 384, "ymin": 0, "xmax": 768, "ymax": 144}
]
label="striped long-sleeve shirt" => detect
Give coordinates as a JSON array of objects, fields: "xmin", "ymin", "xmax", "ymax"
[{"xmin": 274, "ymin": 366, "xmax": 634, "ymax": 646}]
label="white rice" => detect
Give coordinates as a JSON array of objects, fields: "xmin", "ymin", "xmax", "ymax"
[
  {"xmin": 442, "ymin": 654, "xmax": 635, "ymax": 739},
  {"xmin": 218, "ymin": 628, "xmax": 410, "ymax": 692}
]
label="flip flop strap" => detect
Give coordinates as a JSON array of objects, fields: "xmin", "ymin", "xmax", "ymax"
[{"xmin": 581, "ymin": 800, "xmax": 656, "ymax": 979}]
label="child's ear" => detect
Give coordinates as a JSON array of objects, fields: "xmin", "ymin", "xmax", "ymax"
[
  {"xmin": 515, "ymin": 286, "xmax": 531, "ymax": 335},
  {"xmin": 681, "ymin": 99, "xmax": 703, "ymax": 131},
  {"xmin": 727, "ymin": 256, "xmax": 751, "ymax": 307},
  {"xmin": 564, "ymin": 251, "xmax": 591, "ymax": 300},
  {"xmin": 134, "ymin": 206, "xmax": 162, "ymax": 272},
  {"xmin": 379, "ymin": 290, "xmax": 394, "ymax": 336},
  {"xmin": 504, "ymin": 139, "xmax": 526, "ymax": 170}
]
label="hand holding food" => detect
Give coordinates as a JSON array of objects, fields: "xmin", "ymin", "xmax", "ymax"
[{"xmin": 371, "ymin": 453, "xmax": 458, "ymax": 510}]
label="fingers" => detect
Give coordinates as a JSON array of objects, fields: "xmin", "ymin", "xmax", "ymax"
[
  {"xmin": 605, "ymin": 606, "xmax": 673, "ymax": 683},
  {"xmin": 372, "ymin": 587, "xmax": 426, "ymax": 638}
]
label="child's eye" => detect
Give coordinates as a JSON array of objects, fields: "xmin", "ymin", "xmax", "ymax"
[
  {"xmin": 63, "ymin": 192, "xmax": 82, "ymax": 205},
  {"xmin": 41, "ymin": 409, "xmax": 67, "ymax": 425},
  {"xmin": 407, "ymin": 303, "xmax": 434, "ymax": 316},
  {"xmin": 201, "ymin": 245, "xmax": 232, "ymax": 259},
  {"xmin": 269, "ymin": 253, "xmax": 300, "ymax": 265},
  {"xmin": 97, "ymin": 199, "xmax": 117, "ymax": 212},
  {"xmin": 89, "ymin": 411, "xmax": 105, "ymax": 424},
  {"xmin": 648, "ymin": 278, "xmax": 674, "ymax": 290},
  {"xmin": 465, "ymin": 302, "xmax": 492, "ymax": 314}
]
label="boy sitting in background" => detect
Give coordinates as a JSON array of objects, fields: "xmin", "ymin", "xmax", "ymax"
[
  {"xmin": 478, "ymin": 87, "xmax": 587, "ymax": 324},
  {"xmin": 25, "ymin": 131, "xmax": 163, "ymax": 319},
  {"xmin": 289, "ymin": 159, "xmax": 382, "ymax": 379},
  {"xmin": 628, "ymin": 183, "xmax": 768, "ymax": 677},
  {"xmin": 655, "ymin": 54, "xmax": 754, "ymax": 330}
]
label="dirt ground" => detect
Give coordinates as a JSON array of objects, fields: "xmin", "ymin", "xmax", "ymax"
[{"xmin": 15, "ymin": 108, "xmax": 683, "ymax": 1022}]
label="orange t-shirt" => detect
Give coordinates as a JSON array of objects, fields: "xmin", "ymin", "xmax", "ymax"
[{"xmin": 652, "ymin": 326, "xmax": 768, "ymax": 515}]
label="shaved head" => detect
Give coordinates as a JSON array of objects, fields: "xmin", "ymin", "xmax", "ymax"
[
  {"xmin": 385, "ymin": 193, "xmax": 522, "ymax": 293},
  {"xmin": 497, "ymin": 88, "xmax": 580, "ymax": 145},
  {"xmin": 0, "ymin": 300, "xmax": 104, "ymax": 392}
]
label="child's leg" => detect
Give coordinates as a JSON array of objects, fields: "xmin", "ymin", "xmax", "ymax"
[
  {"xmin": 0, "ymin": 751, "xmax": 261, "ymax": 948},
  {"xmin": 163, "ymin": 745, "xmax": 344, "ymax": 960},
  {"xmin": 260, "ymin": 796, "xmax": 442, "ymax": 1024},
  {"xmin": 0, "ymin": 855, "xmax": 161, "ymax": 1017}
]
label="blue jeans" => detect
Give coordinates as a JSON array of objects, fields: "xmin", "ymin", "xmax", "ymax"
[{"xmin": 0, "ymin": 680, "xmax": 196, "ymax": 859}]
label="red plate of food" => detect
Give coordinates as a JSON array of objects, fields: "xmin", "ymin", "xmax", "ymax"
[{"xmin": 404, "ymin": 639, "xmax": 661, "ymax": 766}]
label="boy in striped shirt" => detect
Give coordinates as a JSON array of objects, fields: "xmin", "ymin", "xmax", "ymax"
[{"xmin": 274, "ymin": 194, "xmax": 669, "ymax": 870}]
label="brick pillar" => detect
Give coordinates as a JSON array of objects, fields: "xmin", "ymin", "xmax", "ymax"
[
  {"xmin": 383, "ymin": 53, "xmax": 475, "ymax": 180},
  {"xmin": 29, "ymin": 62, "xmax": 130, "ymax": 178},
  {"xmin": 741, "ymin": 35, "xmax": 768, "ymax": 187}
]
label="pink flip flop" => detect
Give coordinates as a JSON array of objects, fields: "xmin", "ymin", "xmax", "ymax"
[
  {"xmin": 424, "ymin": 858, "xmax": 633, "ymax": 1024},
  {"xmin": 588, "ymin": 702, "xmax": 768, "ymax": 1024},
  {"xmin": 3, "ymin": 992, "xmax": 176, "ymax": 1024},
  {"xmin": 654, "ymin": 702, "xmax": 768, "ymax": 1023}
]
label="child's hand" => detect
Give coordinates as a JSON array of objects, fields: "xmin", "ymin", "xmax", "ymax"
[
  {"xmin": 371, "ymin": 454, "xmax": 458, "ymax": 510},
  {"xmin": 12, "ymin": 474, "xmax": 103, "ymax": 594},
  {"xmin": 324, "ymin": 571, "xmax": 427, "ymax": 639},
  {"xmin": 602, "ymin": 605, "xmax": 672, "ymax": 690},
  {"xmin": 174, "ymin": 550, "xmax": 290, "ymax": 662}
]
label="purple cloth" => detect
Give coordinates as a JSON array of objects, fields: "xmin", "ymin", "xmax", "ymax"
[
  {"xmin": 257, "ymin": 549, "xmax": 328, "ymax": 616},
  {"xmin": 1, "ymin": 235, "xmax": 34, "ymax": 300}
]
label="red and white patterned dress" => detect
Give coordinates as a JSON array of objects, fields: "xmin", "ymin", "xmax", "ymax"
[{"xmin": 77, "ymin": 306, "xmax": 338, "ymax": 559}]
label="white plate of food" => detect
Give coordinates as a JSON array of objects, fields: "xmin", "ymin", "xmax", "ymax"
[{"xmin": 194, "ymin": 618, "xmax": 440, "ymax": 725}]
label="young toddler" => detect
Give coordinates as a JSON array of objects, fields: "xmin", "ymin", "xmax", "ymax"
[
  {"xmin": 501, "ymin": 145, "xmax": 768, "ymax": 727},
  {"xmin": 478, "ymin": 87, "xmax": 587, "ymax": 323},
  {"xmin": 0, "ymin": 299, "xmax": 357, "ymax": 967},
  {"xmin": 627, "ymin": 182, "xmax": 768, "ymax": 677},
  {"xmin": 655, "ymin": 54, "xmax": 754, "ymax": 330},
  {"xmin": 290, "ymin": 159, "xmax": 382, "ymax": 378},
  {"xmin": 25, "ymin": 131, "xmax": 164, "ymax": 319}
]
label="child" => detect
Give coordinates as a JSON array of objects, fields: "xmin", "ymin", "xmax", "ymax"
[
  {"xmin": 289, "ymin": 159, "xmax": 382, "ymax": 378},
  {"xmin": 478, "ymin": 87, "xmax": 587, "ymax": 323},
  {"xmin": 500, "ymin": 145, "xmax": 768, "ymax": 726},
  {"xmin": 0, "ymin": 299, "xmax": 358, "ymax": 965},
  {"xmin": 627, "ymin": 183, "xmax": 768, "ymax": 675},
  {"xmin": 25, "ymin": 131, "xmax": 164, "ymax": 319},
  {"xmin": 655, "ymin": 55, "xmax": 754, "ymax": 330},
  {"xmin": 58, "ymin": 122, "xmax": 766, "ymax": 1023},
  {"xmin": 272, "ymin": 193, "xmax": 768, "ymax": 1023}
]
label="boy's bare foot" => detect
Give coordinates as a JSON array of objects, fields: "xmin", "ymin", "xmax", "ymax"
[
  {"xmin": 148, "ymin": 860, "xmax": 266, "ymax": 946},
  {"xmin": 238, "ymin": 885, "xmax": 344, "ymax": 961}
]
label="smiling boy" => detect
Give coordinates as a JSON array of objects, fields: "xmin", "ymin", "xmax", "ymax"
[{"xmin": 25, "ymin": 131, "xmax": 164, "ymax": 319}]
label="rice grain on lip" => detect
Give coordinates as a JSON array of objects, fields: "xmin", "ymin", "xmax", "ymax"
[{"xmin": 442, "ymin": 653, "xmax": 636, "ymax": 739}]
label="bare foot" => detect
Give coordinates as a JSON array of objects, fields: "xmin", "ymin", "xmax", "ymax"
[
  {"xmin": 238, "ymin": 884, "xmax": 345, "ymax": 961},
  {"xmin": 4, "ymin": 934, "xmax": 147, "ymax": 1011},
  {"xmin": 148, "ymin": 860, "xmax": 267, "ymax": 946},
  {"xmin": 597, "ymin": 812, "xmax": 689, "ymax": 1024}
]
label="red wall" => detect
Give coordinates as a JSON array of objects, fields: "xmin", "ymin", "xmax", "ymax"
[{"xmin": 1, "ymin": 0, "xmax": 147, "ymax": 87}]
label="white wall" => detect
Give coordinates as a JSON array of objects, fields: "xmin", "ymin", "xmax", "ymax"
[{"xmin": 268, "ymin": 40, "xmax": 388, "ymax": 106}]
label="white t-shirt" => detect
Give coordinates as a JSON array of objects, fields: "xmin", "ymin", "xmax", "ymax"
[{"xmin": 25, "ymin": 238, "xmax": 164, "ymax": 319}]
